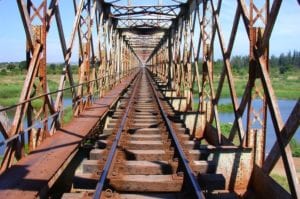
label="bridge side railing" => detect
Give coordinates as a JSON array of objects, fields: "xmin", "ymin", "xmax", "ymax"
[
  {"xmin": 0, "ymin": 0, "xmax": 141, "ymax": 173},
  {"xmin": 0, "ymin": 67, "xmax": 138, "ymax": 171},
  {"xmin": 147, "ymin": 0, "xmax": 299, "ymax": 197}
]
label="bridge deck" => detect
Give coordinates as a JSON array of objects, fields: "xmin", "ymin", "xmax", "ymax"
[{"xmin": 0, "ymin": 73, "xmax": 138, "ymax": 199}]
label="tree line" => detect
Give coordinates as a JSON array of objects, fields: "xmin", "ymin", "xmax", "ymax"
[
  {"xmin": 214, "ymin": 50, "xmax": 300, "ymax": 74},
  {"xmin": 1, "ymin": 50, "xmax": 299, "ymax": 75},
  {"xmin": 0, "ymin": 61, "xmax": 77, "ymax": 75}
]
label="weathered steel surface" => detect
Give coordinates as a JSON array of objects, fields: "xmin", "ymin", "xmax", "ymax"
[
  {"xmin": 148, "ymin": 0, "xmax": 298, "ymax": 198},
  {"xmin": 248, "ymin": 165, "xmax": 292, "ymax": 199},
  {"xmin": 59, "ymin": 70, "xmax": 256, "ymax": 198},
  {"xmin": 0, "ymin": 72, "xmax": 138, "ymax": 199},
  {"xmin": 0, "ymin": 0, "xmax": 298, "ymax": 198},
  {"xmin": 64, "ymin": 70, "xmax": 203, "ymax": 198}
]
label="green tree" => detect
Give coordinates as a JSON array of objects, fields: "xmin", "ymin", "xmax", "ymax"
[
  {"xmin": 270, "ymin": 55, "xmax": 278, "ymax": 68},
  {"xmin": 18, "ymin": 61, "xmax": 27, "ymax": 71},
  {"xmin": 0, "ymin": 69, "xmax": 7, "ymax": 75},
  {"xmin": 48, "ymin": 64, "xmax": 57, "ymax": 74},
  {"xmin": 49, "ymin": 64, "xmax": 56, "ymax": 70},
  {"xmin": 7, "ymin": 64, "xmax": 16, "ymax": 71},
  {"xmin": 290, "ymin": 138, "xmax": 300, "ymax": 157}
]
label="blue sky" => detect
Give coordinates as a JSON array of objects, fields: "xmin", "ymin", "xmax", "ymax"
[{"xmin": 0, "ymin": 0, "xmax": 299, "ymax": 62}]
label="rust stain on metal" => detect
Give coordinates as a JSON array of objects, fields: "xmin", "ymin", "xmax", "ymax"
[{"xmin": 0, "ymin": 73, "xmax": 138, "ymax": 199}]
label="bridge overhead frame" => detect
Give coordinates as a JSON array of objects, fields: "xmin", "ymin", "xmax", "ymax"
[{"xmin": 0, "ymin": 0, "xmax": 298, "ymax": 198}]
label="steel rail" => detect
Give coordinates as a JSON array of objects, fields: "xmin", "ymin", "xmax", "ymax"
[
  {"xmin": 146, "ymin": 70, "xmax": 205, "ymax": 199},
  {"xmin": 93, "ymin": 70, "xmax": 142, "ymax": 199}
]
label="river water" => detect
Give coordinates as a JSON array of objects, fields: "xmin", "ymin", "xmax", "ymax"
[
  {"xmin": 217, "ymin": 99, "xmax": 299, "ymax": 152},
  {"xmin": 0, "ymin": 98, "xmax": 298, "ymax": 154}
]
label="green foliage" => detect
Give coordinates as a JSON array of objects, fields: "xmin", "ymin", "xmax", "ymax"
[
  {"xmin": 0, "ymin": 72, "xmax": 77, "ymax": 111},
  {"xmin": 71, "ymin": 65, "xmax": 78, "ymax": 74},
  {"xmin": 18, "ymin": 61, "xmax": 27, "ymax": 71},
  {"xmin": 218, "ymin": 103, "xmax": 233, "ymax": 113},
  {"xmin": 7, "ymin": 64, "xmax": 16, "ymax": 70},
  {"xmin": 48, "ymin": 79, "xmax": 60, "ymax": 92},
  {"xmin": 220, "ymin": 123, "xmax": 233, "ymax": 137},
  {"xmin": 0, "ymin": 69, "xmax": 7, "ymax": 75},
  {"xmin": 31, "ymin": 99, "xmax": 44, "ymax": 110},
  {"xmin": 279, "ymin": 65, "xmax": 290, "ymax": 74},
  {"xmin": 193, "ymin": 61, "xmax": 299, "ymax": 100},
  {"xmin": 62, "ymin": 106, "xmax": 74, "ymax": 124},
  {"xmin": 24, "ymin": 143, "xmax": 29, "ymax": 154},
  {"xmin": 226, "ymin": 50, "xmax": 300, "ymax": 70},
  {"xmin": 220, "ymin": 123, "xmax": 240, "ymax": 145},
  {"xmin": 47, "ymin": 63, "xmax": 64, "ymax": 74},
  {"xmin": 0, "ymin": 84, "xmax": 21, "ymax": 96},
  {"xmin": 0, "ymin": 97, "xmax": 19, "ymax": 107},
  {"xmin": 270, "ymin": 174, "xmax": 290, "ymax": 193},
  {"xmin": 271, "ymin": 77, "xmax": 300, "ymax": 99},
  {"xmin": 231, "ymin": 55, "xmax": 249, "ymax": 69},
  {"xmin": 213, "ymin": 60, "xmax": 223, "ymax": 73},
  {"xmin": 290, "ymin": 138, "xmax": 300, "ymax": 157},
  {"xmin": 49, "ymin": 64, "xmax": 56, "ymax": 70}
]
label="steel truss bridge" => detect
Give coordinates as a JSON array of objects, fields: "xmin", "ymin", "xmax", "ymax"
[{"xmin": 0, "ymin": 0, "xmax": 299, "ymax": 198}]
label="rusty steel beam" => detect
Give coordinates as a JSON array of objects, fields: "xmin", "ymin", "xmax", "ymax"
[
  {"xmin": 1, "ymin": 43, "xmax": 42, "ymax": 172},
  {"xmin": 211, "ymin": 1, "xmax": 245, "ymax": 144},
  {"xmin": 263, "ymin": 100, "xmax": 300, "ymax": 173},
  {"xmin": 0, "ymin": 1, "xmax": 297, "ymax": 197},
  {"xmin": 0, "ymin": 0, "xmax": 141, "ymax": 173},
  {"xmin": 147, "ymin": 0, "xmax": 297, "ymax": 197},
  {"xmin": 16, "ymin": 0, "xmax": 35, "ymax": 51},
  {"xmin": 237, "ymin": 0, "xmax": 299, "ymax": 197}
]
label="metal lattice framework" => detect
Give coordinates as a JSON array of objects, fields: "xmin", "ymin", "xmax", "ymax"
[
  {"xmin": 0, "ymin": 0, "xmax": 299, "ymax": 198},
  {"xmin": 147, "ymin": 0, "xmax": 299, "ymax": 197},
  {"xmin": 0, "ymin": 0, "xmax": 140, "ymax": 173}
]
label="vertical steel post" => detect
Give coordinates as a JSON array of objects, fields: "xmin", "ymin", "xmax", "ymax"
[{"xmin": 247, "ymin": 0, "xmax": 269, "ymax": 167}]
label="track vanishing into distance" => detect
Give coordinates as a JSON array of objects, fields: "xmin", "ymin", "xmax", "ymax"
[
  {"xmin": 60, "ymin": 69, "xmax": 241, "ymax": 199},
  {"xmin": 0, "ymin": 1, "xmax": 298, "ymax": 198}
]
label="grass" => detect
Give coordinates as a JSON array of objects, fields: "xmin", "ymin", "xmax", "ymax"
[
  {"xmin": 192, "ymin": 70, "xmax": 299, "ymax": 114},
  {"xmin": 0, "ymin": 68, "xmax": 298, "ymax": 110},
  {"xmin": 0, "ymin": 74, "xmax": 75, "ymax": 108},
  {"xmin": 24, "ymin": 143, "xmax": 29, "ymax": 154},
  {"xmin": 0, "ymin": 73, "xmax": 76, "ymax": 131},
  {"xmin": 221, "ymin": 76, "xmax": 299, "ymax": 100},
  {"xmin": 220, "ymin": 123, "xmax": 233, "ymax": 136},
  {"xmin": 218, "ymin": 103, "xmax": 233, "ymax": 113},
  {"xmin": 290, "ymin": 138, "xmax": 300, "ymax": 157},
  {"xmin": 220, "ymin": 122, "xmax": 240, "ymax": 145},
  {"xmin": 0, "ymin": 81, "xmax": 23, "ymax": 106},
  {"xmin": 191, "ymin": 69, "xmax": 300, "ymax": 100},
  {"xmin": 0, "ymin": 97, "xmax": 19, "ymax": 107},
  {"xmin": 270, "ymin": 173, "xmax": 290, "ymax": 193},
  {"xmin": 0, "ymin": 143, "xmax": 29, "ymax": 165},
  {"xmin": 0, "ymin": 84, "xmax": 22, "ymax": 98},
  {"xmin": 62, "ymin": 106, "xmax": 74, "ymax": 124},
  {"xmin": 193, "ymin": 102, "xmax": 234, "ymax": 113},
  {"xmin": 31, "ymin": 99, "xmax": 44, "ymax": 110}
]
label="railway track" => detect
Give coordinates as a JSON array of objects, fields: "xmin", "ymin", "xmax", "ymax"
[
  {"xmin": 60, "ymin": 69, "xmax": 203, "ymax": 198},
  {"xmin": 61, "ymin": 69, "xmax": 245, "ymax": 199}
]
